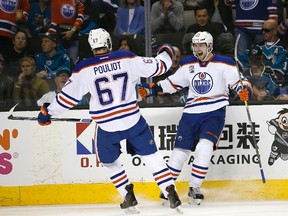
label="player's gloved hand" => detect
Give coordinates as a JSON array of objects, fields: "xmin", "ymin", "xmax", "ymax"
[
  {"xmin": 138, "ymin": 85, "xmax": 148, "ymax": 99},
  {"xmin": 157, "ymin": 43, "xmax": 175, "ymax": 59},
  {"xmin": 239, "ymin": 88, "xmax": 249, "ymax": 101},
  {"xmin": 38, "ymin": 103, "xmax": 51, "ymax": 126},
  {"xmin": 138, "ymin": 83, "xmax": 162, "ymax": 99}
]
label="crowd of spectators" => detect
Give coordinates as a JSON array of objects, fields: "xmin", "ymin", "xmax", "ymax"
[{"xmin": 1, "ymin": 0, "xmax": 288, "ymax": 109}]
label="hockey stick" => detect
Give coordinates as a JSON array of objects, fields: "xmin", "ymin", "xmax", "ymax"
[
  {"xmin": 7, "ymin": 104, "xmax": 91, "ymax": 122},
  {"xmin": 234, "ymin": 34, "xmax": 266, "ymax": 183},
  {"xmin": 7, "ymin": 114, "xmax": 91, "ymax": 122}
]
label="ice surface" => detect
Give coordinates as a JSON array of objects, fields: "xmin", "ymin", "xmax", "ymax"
[{"xmin": 0, "ymin": 200, "xmax": 287, "ymax": 216}]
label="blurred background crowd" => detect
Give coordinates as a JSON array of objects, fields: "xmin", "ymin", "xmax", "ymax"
[{"xmin": 1, "ymin": 0, "xmax": 288, "ymax": 109}]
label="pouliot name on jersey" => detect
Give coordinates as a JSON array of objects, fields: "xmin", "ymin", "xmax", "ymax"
[{"xmin": 94, "ymin": 61, "xmax": 121, "ymax": 75}]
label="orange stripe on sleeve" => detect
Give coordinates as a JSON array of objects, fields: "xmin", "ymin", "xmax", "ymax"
[
  {"xmin": 59, "ymin": 95, "xmax": 76, "ymax": 107},
  {"xmin": 156, "ymin": 62, "xmax": 164, "ymax": 76},
  {"xmin": 167, "ymin": 78, "xmax": 178, "ymax": 91}
]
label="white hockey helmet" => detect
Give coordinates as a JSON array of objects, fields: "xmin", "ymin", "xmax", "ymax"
[
  {"xmin": 88, "ymin": 28, "xmax": 112, "ymax": 51},
  {"xmin": 191, "ymin": 31, "xmax": 213, "ymax": 59}
]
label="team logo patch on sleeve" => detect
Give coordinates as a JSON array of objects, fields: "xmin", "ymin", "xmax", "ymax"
[{"xmin": 189, "ymin": 65, "xmax": 195, "ymax": 73}]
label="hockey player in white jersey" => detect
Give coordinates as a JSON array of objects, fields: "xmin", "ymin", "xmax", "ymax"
[
  {"xmin": 37, "ymin": 28, "xmax": 182, "ymax": 213},
  {"xmin": 138, "ymin": 31, "xmax": 252, "ymax": 205}
]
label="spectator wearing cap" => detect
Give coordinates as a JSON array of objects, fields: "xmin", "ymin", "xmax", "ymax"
[
  {"xmin": 35, "ymin": 32, "xmax": 71, "ymax": 86},
  {"xmin": 0, "ymin": 53, "xmax": 14, "ymax": 107},
  {"xmin": 247, "ymin": 75, "xmax": 274, "ymax": 101},
  {"xmin": 37, "ymin": 66, "xmax": 70, "ymax": 106},
  {"xmin": 242, "ymin": 45, "xmax": 280, "ymax": 100},
  {"xmin": 238, "ymin": 19, "xmax": 288, "ymax": 84},
  {"xmin": 12, "ymin": 56, "xmax": 50, "ymax": 107},
  {"xmin": 37, "ymin": 66, "xmax": 89, "ymax": 106}
]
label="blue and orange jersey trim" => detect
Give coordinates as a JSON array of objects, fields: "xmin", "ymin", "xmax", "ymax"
[
  {"xmin": 184, "ymin": 95, "xmax": 229, "ymax": 110},
  {"xmin": 56, "ymin": 91, "xmax": 80, "ymax": 109},
  {"xmin": 89, "ymin": 100, "xmax": 140, "ymax": 124}
]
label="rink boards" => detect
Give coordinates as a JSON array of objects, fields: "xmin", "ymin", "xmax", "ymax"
[
  {"xmin": 1, "ymin": 180, "xmax": 288, "ymax": 206},
  {"xmin": 1, "ymin": 105, "xmax": 288, "ymax": 205}
]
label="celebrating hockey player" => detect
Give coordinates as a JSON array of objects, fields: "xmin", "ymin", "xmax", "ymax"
[
  {"xmin": 138, "ymin": 31, "xmax": 252, "ymax": 205},
  {"xmin": 37, "ymin": 28, "xmax": 182, "ymax": 213}
]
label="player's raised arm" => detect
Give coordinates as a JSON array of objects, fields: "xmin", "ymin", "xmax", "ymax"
[{"xmin": 130, "ymin": 43, "xmax": 176, "ymax": 79}]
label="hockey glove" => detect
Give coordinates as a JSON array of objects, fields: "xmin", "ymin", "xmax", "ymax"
[
  {"xmin": 138, "ymin": 85, "xmax": 149, "ymax": 99},
  {"xmin": 157, "ymin": 43, "xmax": 175, "ymax": 59},
  {"xmin": 239, "ymin": 88, "xmax": 249, "ymax": 101},
  {"xmin": 137, "ymin": 83, "xmax": 162, "ymax": 99},
  {"xmin": 38, "ymin": 103, "xmax": 51, "ymax": 126}
]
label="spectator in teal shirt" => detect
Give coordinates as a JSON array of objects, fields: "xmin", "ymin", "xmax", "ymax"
[{"xmin": 35, "ymin": 32, "xmax": 71, "ymax": 86}]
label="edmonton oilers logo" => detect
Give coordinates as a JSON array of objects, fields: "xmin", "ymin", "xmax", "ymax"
[
  {"xmin": 61, "ymin": 4, "xmax": 75, "ymax": 19},
  {"xmin": 192, "ymin": 72, "xmax": 213, "ymax": 94},
  {"xmin": 0, "ymin": 0, "xmax": 18, "ymax": 13},
  {"xmin": 240, "ymin": 0, "xmax": 258, "ymax": 11}
]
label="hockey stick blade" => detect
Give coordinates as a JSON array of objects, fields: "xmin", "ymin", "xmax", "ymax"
[
  {"xmin": 234, "ymin": 34, "xmax": 266, "ymax": 184},
  {"xmin": 8, "ymin": 114, "xmax": 91, "ymax": 122}
]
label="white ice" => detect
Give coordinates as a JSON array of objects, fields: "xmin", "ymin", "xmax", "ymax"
[{"xmin": 1, "ymin": 200, "xmax": 288, "ymax": 216}]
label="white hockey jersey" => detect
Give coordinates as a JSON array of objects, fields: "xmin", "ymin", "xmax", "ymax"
[
  {"xmin": 47, "ymin": 50, "xmax": 172, "ymax": 132},
  {"xmin": 37, "ymin": 91, "xmax": 57, "ymax": 106},
  {"xmin": 159, "ymin": 54, "xmax": 251, "ymax": 114}
]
